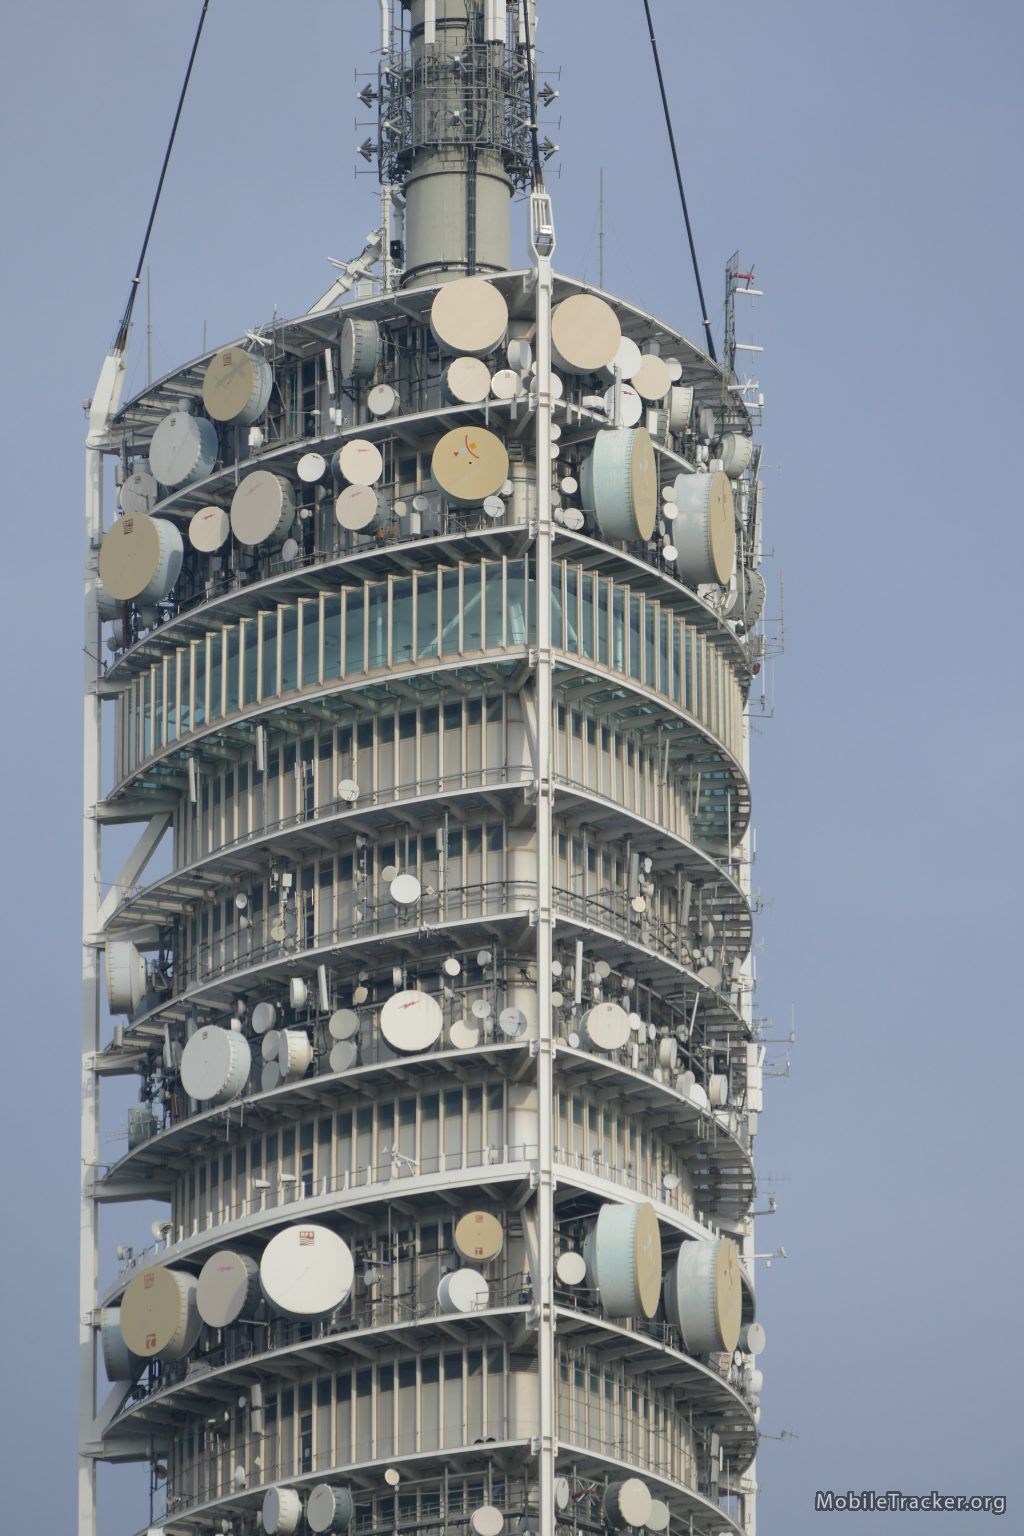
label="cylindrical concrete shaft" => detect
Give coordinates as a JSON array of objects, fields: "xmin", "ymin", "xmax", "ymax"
[{"xmin": 401, "ymin": 0, "xmax": 512, "ymax": 286}]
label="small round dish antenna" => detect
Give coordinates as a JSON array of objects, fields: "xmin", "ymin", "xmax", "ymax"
[
  {"xmin": 337, "ymin": 779, "xmax": 360, "ymax": 803},
  {"xmin": 367, "ymin": 383, "xmax": 398, "ymax": 417},
  {"xmin": 449, "ymin": 1018, "xmax": 482, "ymax": 1049},
  {"xmin": 189, "ymin": 505, "xmax": 230, "ymax": 552},
  {"xmin": 328, "ymin": 1008, "xmax": 359, "ymax": 1041},
  {"xmin": 389, "ymin": 873, "xmax": 422, "ymax": 906},
  {"xmin": 297, "ymin": 451, "xmax": 328, "ymax": 483},
  {"xmin": 118, "ymin": 469, "xmax": 159, "ymax": 516},
  {"xmin": 555, "ymin": 1251, "xmax": 587, "ymax": 1286},
  {"xmin": 202, "ymin": 346, "xmax": 272, "ymax": 425}
]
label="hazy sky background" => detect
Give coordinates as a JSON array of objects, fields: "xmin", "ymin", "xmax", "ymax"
[{"xmin": 0, "ymin": 1, "xmax": 1021, "ymax": 1530}]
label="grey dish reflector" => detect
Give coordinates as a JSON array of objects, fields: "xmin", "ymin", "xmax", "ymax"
[
  {"xmin": 580, "ymin": 428, "xmax": 657, "ymax": 543},
  {"xmin": 197, "ymin": 1250, "xmax": 261, "ymax": 1327},
  {"xmin": 589, "ymin": 1201, "xmax": 661, "ymax": 1319},
  {"xmin": 670, "ymin": 471, "xmax": 736, "ymax": 587},
  {"xmin": 149, "ymin": 410, "xmax": 218, "ymax": 488},
  {"xmin": 179, "ymin": 1026, "xmax": 251, "ymax": 1104},
  {"xmin": 664, "ymin": 1236, "xmax": 742, "ymax": 1354}
]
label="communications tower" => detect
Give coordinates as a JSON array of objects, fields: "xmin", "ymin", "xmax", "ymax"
[{"xmin": 81, "ymin": 6, "xmax": 770, "ymax": 1536}]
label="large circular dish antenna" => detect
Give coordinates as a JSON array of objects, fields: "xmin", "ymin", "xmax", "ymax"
[
  {"xmin": 430, "ymin": 276, "xmax": 508, "ymax": 357},
  {"xmin": 100, "ymin": 1308, "xmax": 144, "ymax": 1382},
  {"xmin": 149, "ymin": 409, "xmax": 218, "ymax": 488},
  {"xmin": 671, "ymin": 471, "xmax": 735, "ymax": 586},
  {"xmin": 380, "ymin": 990, "xmax": 443, "ymax": 1053},
  {"xmin": 180, "ymin": 1026, "xmax": 251, "ymax": 1104},
  {"xmin": 263, "ymin": 1487, "xmax": 303, "ymax": 1536},
  {"xmin": 230, "ymin": 470, "xmax": 296, "ymax": 547},
  {"xmin": 104, "ymin": 940, "xmax": 147, "ymax": 1014},
  {"xmin": 119, "ymin": 1267, "xmax": 201, "ymax": 1361},
  {"xmin": 551, "ymin": 293, "xmax": 621, "ymax": 374},
  {"xmin": 580, "ymin": 428, "xmax": 657, "ymax": 542},
  {"xmin": 431, "ymin": 426, "xmax": 509, "ymax": 506},
  {"xmin": 306, "ymin": 1485, "xmax": 355, "ymax": 1534},
  {"xmin": 668, "ymin": 384, "xmax": 694, "ymax": 432},
  {"xmin": 454, "ymin": 1211, "xmax": 503, "ymax": 1262},
  {"xmin": 580, "ymin": 1001, "xmax": 631, "ymax": 1052},
  {"xmin": 664, "ymin": 1236, "xmax": 742, "ymax": 1353},
  {"xmin": 202, "ymin": 346, "xmax": 273, "ymax": 425},
  {"xmin": 259, "ymin": 1224, "xmax": 354, "ymax": 1319},
  {"xmin": 591, "ymin": 1201, "xmax": 661, "ymax": 1319},
  {"xmin": 197, "ymin": 1250, "xmax": 261, "ymax": 1328},
  {"xmin": 339, "ymin": 318, "xmax": 381, "ymax": 381},
  {"xmin": 99, "ymin": 515, "xmax": 183, "ymax": 603}
]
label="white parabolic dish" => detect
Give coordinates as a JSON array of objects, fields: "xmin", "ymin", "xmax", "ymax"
[
  {"xmin": 437, "ymin": 1268, "xmax": 489, "ymax": 1314},
  {"xmin": 604, "ymin": 1478, "xmax": 652, "ymax": 1530},
  {"xmin": 306, "ymin": 1484, "xmax": 355, "ymax": 1534},
  {"xmin": 380, "ymin": 989, "xmax": 443, "ymax": 1052},
  {"xmin": 259, "ymin": 1225, "xmax": 354, "ymax": 1319},
  {"xmin": 179, "ymin": 1026, "xmax": 251, "ymax": 1104}
]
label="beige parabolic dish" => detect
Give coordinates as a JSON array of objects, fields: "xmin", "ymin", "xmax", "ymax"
[
  {"xmin": 714, "ymin": 1237, "xmax": 742, "ymax": 1352},
  {"xmin": 454, "ymin": 1210, "xmax": 504, "ymax": 1263},
  {"xmin": 430, "ymin": 276, "xmax": 509, "ymax": 357},
  {"xmin": 99, "ymin": 514, "xmax": 183, "ymax": 602},
  {"xmin": 706, "ymin": 472, "xmax": 736, "ymax": 583},
  {"xmin": 551, "ymin": 294, "xmax": 621, "ymax": 373},
  {"xmin": 202, "ymin": 346, "xmax": 270, "ymax": 424},
  {"xmin": 188, "ymin": 505, "xmax": 230, "ymax": 552},
  {"xmin": 120, "ymin": 1266, "xmax": 199, "ymax": 1360},
  {"xmin": 230, "ymin": 470, "xmax": 295, "ymax": 547},
  {"xmin": 629, "ymin": 427, "xmax": 658, "ymax": 540},
  {"xmin": 631, "ymin": 353, "xmax": 673, "ymax": 402},
  {"xmin": 445, "ymin": 355, "xmax": 492, "ymax": 404},
  {"xmin": 431, "ymin": 426, "xmax": 509, "ymax": 506}
]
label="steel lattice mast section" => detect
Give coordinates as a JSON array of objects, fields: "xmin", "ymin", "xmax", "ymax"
[{"xmin": 80, "ymin": 4, "xmax": 767, "ymax": 1536}]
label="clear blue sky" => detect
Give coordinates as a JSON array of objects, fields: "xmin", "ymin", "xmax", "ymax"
[{"xmin": 1, "ymin": 2, "xmax": 1021, "ymax": 1531}]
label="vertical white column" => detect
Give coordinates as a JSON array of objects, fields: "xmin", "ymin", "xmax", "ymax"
[
  {"xmin": 79, "ymin": 437, "xmax": 103, "ymax": 1536},
  {"xmin": 530, "ymin": 186, "xmax": 557, "ymax": 1536},
  {"xmin": 80, "ymin": 351, "xmax": 123, "ymax": 1536}
]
